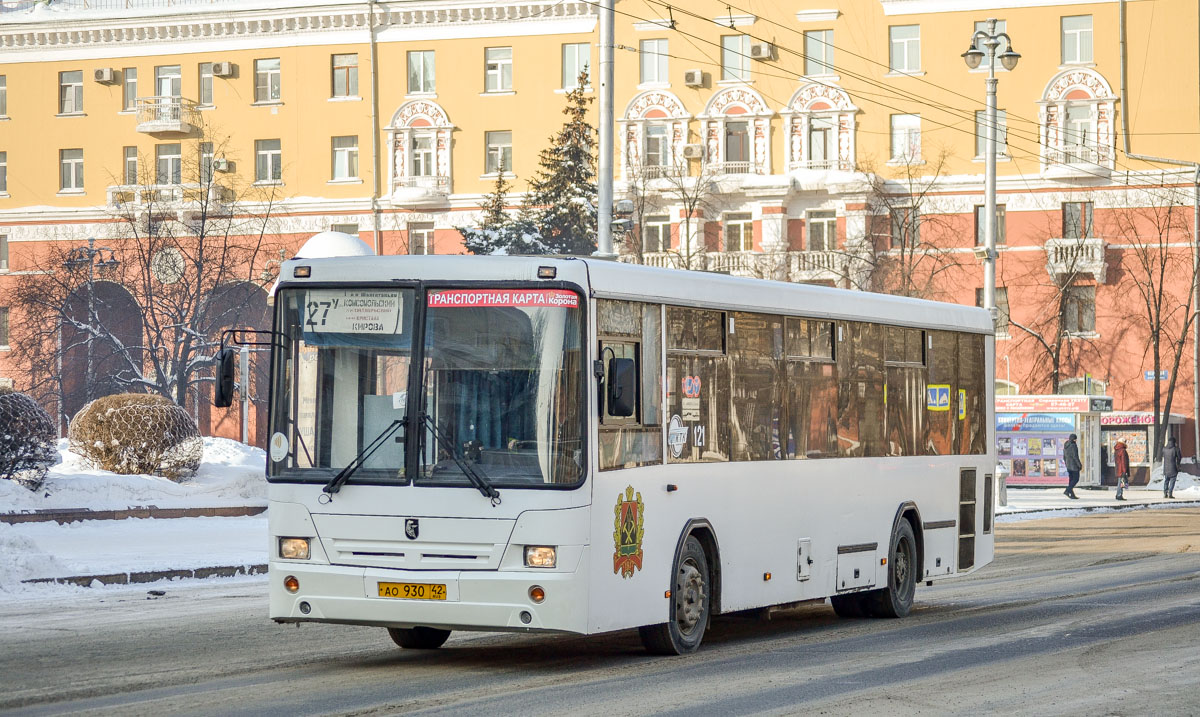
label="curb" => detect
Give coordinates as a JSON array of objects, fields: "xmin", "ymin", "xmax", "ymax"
[
  {"xmin": 22, "ymin": 563, "xmax": 269, "ymax": 587},
  {"xmin": 0, "ymin": 505, "xmax": 267, "ymax": 525},
  {"xmin": 999, "ymin": 498, "xmax": 1200, "ymax": 516}
]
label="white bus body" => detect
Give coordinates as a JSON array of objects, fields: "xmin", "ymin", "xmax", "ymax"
[{"xmin": 262, "ymin": 256, "xmax": 995, "ymax": 653}]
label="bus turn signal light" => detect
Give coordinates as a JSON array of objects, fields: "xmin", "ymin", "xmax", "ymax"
[
  {"xmin": 529, "ymin": 586, "xmax": 546, "ymax": 603},
  {"xmin": 284, "ymin": 575, "xmax": 300, "ymax": 593}
]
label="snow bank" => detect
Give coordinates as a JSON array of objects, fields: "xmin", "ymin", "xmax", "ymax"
[{"xmin": 0, "ymin": 437, "xmax": 266, "ymax": 513}]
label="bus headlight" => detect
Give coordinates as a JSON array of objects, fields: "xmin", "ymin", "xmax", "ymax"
[
  {"xmin": 279, "ymin": 537, "xmax": 311, "ymax": 560},
  {"xmin": 524, "ymin": 546, "xmax": 557, "ymax": 568}
]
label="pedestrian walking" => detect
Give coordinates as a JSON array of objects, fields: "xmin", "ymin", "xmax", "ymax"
[
  {"xmin": 1162, "ymin": 437, "xmax": 1181, "ymax": 499},
  {"xmin": 1113, "ymin": 440, "xmax": 1130, "ymax": 500},
  {"xmin": 1063, "ymin": 433, "xmax": 1082, "ymax": 499}
]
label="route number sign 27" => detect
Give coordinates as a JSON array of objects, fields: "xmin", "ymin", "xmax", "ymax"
[{"xmin": 304, "ymin": 289, "xmax": 403, "ymax": 335}]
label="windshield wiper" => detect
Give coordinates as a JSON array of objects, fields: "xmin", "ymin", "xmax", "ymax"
[
  {"xmin": 321, "ymin": 419, "xmax": 405, "ymax": 500},
  {"xmin": 419, "ymin": 412, "xmax": 501, "ymax": 506}
]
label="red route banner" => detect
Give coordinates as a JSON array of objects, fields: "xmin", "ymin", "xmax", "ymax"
[{"xmin": 428, "ymin": 289, "xmax": 579, "ymax": 308}]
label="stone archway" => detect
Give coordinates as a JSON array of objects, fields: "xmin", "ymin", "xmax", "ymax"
[
  {"xmin": 198, "ymin": 281, "xmax": 270, "ymax": 445},
  {"xmin": 60, "ymin": 280, "xmax": 143, "ymax": 430}
]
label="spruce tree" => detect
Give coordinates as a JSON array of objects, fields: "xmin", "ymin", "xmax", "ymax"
[{"xmin": 458, "ymin": 166, "xmax": 516, "ymax": 255}]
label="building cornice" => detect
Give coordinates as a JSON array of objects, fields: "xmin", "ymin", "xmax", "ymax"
[{"xmin": 0, "ymin": 2, "xmax": 595, "ymax": 53}]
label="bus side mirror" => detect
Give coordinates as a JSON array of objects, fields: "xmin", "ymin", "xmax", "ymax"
[
  {"xmin": 607, "ymin": 357, "xmax": 636, "ymax": 417},
  {"xmin": 213, "ymin": 347, "xmax": 237, "ymax": 408}
]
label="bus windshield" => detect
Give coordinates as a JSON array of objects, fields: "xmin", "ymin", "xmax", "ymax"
[
  {"xmin": 267, "ymin": 286, "xmax": 585, "ymax": 488},
  {"xmin": 417, "ymin": 288, "xmax": 585, "ymax": 487}
]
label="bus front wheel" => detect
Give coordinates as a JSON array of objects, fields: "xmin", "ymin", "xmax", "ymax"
[
  {"xmin": 387, "ymin": 626, "xmax": 451, "ymax": 649},
  {"xmin": 639, "ymin": 535, "xmax": 711, "ymax": 655},
  {"xmin": 866, "ymin": 519, "xmax": 917, "ymax": 618}
]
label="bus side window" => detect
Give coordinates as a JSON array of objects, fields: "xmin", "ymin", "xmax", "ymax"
[
  {"xmin": 601, "ymin": 341, "xmax": 639, "ymax": 423},
  {"xmin": 597, "ymin": 299, "xmax": 665, "ymax": 470}
]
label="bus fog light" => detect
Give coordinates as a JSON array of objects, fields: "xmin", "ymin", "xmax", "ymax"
[
  {"xmin": 524, "ymin": 546, "xmax": 557, "ymax": 568},
  {"xmin": 284, "ymin": 575, "xmax": 300, "ymax": 593},
  {"xmin": 520, "ymin": 611, "xmax": 533, "ymax": 624},
  {"xmin": 529, "ymin": 586, "xmax": 546, "ymax": 603},
  {"xmin": 299, "ymin": 601, "xmax": 311, "ymax": 614},
  {"xmin": 279, "ymin": 537, "xmax": 311, "ymax": 560}
]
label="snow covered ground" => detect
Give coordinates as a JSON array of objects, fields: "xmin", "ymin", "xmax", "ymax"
[{"xmin": 1, "ymin": 439, "xmax": 1198, "ymax": 601}]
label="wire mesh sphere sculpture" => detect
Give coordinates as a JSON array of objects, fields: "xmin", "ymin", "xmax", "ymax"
[
  {"xmin": 68, "ymin": 393, "xmax": 204, "ymax": 480},
  {"xmin": 0, "ymin": 390, "xmax": 58, "ymax": 491}
]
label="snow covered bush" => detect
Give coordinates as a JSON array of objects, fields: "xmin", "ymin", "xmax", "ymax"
[
  {"xmin": 67, "ymin": 394, "xmax": 204, "ymax": 480},
  {"xmin": 0, "ymin": 390, "xmax": 58, "ymax": 492}
]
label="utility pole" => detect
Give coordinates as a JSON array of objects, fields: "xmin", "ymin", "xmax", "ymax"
[{"xmin": 596, "ymin": 0, "xmax": 616, "ymax": 258}]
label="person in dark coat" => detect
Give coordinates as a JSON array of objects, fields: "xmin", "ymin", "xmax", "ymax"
[
  {"xmin": 1113, "ymin": 441, "xmax": 1130, "ymax": 500},
  {"xmin": 1162, "ymin": 437, "xmax": 1181, "ymax": 499},
  {"xmin": 1063, "ymin": 433, "xmax": 1082, "ymax": 499}
]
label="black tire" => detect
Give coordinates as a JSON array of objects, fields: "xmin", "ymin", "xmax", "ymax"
[
  {"xmin": 830, "ymin": 593, "xmax": 867, "ymax": 618},
  {"xmin": 867, "ymin": 519, "xmax": 917, "ymax": 618},
  {"xmin": 387, "ymin": 626, "xmax": 451, "ymax": 649},
  {"xmin": 639, "ymin": 535, "xmax": 711, "ymax": 655}
]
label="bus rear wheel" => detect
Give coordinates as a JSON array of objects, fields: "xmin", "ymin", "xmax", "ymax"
[
  {"xmin": 866, "ymin": 519, "xmax": 917, "ymax": 618},
  {"xmin": 639, "ymin": 535, "xmax": 711, "ymax": 655},
  {"xmin": 387, "ymin": 626, "xmax": 451, "ymax": 649}
]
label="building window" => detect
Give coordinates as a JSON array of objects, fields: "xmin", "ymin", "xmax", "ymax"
[
  {"xmin": 808, "ymin": 116, "xmax": 836, "ymax": 168},
  {"xmin": 60, "ymin": 148, "xmax": 83, "ymax": 190},
  {"xmin": 1062, "ymin": 201, "xmax": 1093, "ymax": 238},
  {"xmin": 199, "ymin": 142, "xmax": 214, "ymax": 184},
  {"xmin": 122, "ymin": 68, "xmax": 138, "ymax": 110},
  {"xmin": 644, "ymin": 124, "xmax": 669, "ymax": 167},
  {"xmin": 974, "ymin": 205, "xmax": 1007, "ymax": 245},
  {"xmin": 410, "ymin": 134, "xmax": 434, "ymax": 177},
  {"xmin": 485, "ymin": 131, "xmax": 512, "ymax": 174},
  {"xmin": 723, "ymin": 212, "xmax": 752, "ymax": 252},
  {"xmin": 156, "ymin": 143, "xmax": 181, "ymax": 185},
  {"xmin": 154, "ymin": 65, "xmax": 181, "ymax": 98},
  {"xmin": 804, "ymin": 30, "xmax": 834, "ymax": 75},
  {"xmin": 725, "ymin": 120, "xmax": 750, "ymax": 169},
  {"xmin": 332, "ymin": 54, "xmax": 359, "ymax": 98},
  {"xmin": 562, "ymin": 43, "xmax": 591, "ymax": 90},
  {"xmin": 1063, "ymin": 104, "xmax": 1095, "ymax": 161},
  {"xmin": 975, "ymin": 287, "xmax": 1011, "ymax": 335},
  {"xmin": 974, "ymin": 109, "xmax": 1008, "ymax": 157},
  {"xmin": 330, "ymin": 223, "xmax": 358, "ymax": 235},
  {"xmin": 972, "ymin": 20, "xmax": 1009, "ymax": 70},
  {"xmin": 59, "ymin": 71, "xmax": 83, "ymax": 114},
  {"xmin": 0, "ymin": 235, "xmax": 7, "ymax": 271},
  {"xmin": 1063, "ymin": 285, "xmax": 1095, "ymax": 334},
  {"xmin": 642, "ymin": 215, "xmax": 670, "ymax": 252},
  {"xmin": 640, "ymin": 39, "xmax": 668, "ymax": 84},
  {"xmin": 0, "ymin": 75, "xmax": 6, "ymax": 116},
  {"xmin": 255, "ymin": 58, "xmax": 281, "ymax": 102},
  {"xmin": 406, "ymin": 51, "xmax": 433, "ymax": 95},
  {"xmin": 409, "ymin": 223, "xmax": 435, "ymax": 255},
  {"xmin": 485, "ymin": 47, "xmax": 513, "ymax": 92},
  {"xmin": 198, "ymin": 63, "xmax": 213, "ymax": 105},
  {"xmin": 721, "ymin": 35, "xmax": 751, "ymax": 81},
  {"xmin": 889, "ymin": 25, "xmax": 920, "ymax": 72},
  {"xmin": 123, "ymin": 146, "xmax": 138, "ymax": 184},
  {"xmin": 1061, "ymin": 15, "xmax": 1093, "ymax": 64},
  {"xmin": 0, "ymin": 151, "xmax": 6, "ymax": 194},
  {"xmin": 890, "ymin": 113, "xmax": 921, "ymax": 161},
  {"xmin": 331, "ymin": 136, "xmax": 358, "ymax": 180},
  {"xmin": 0, "ymin": 307, "xmax": 8, "ymax": 346},
  {"xmin": 807, "ymin": 210, "xmax": 836, "ymax": 251},
  {"xmin": 890, "ymin": 207, "xmax": 919, "ymax": 248},
  {"xmin": 255, "ymin": 139, "xmax": 281, "ymax": 182}
]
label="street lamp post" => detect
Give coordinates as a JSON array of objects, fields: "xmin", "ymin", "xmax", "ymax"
[
  {"xmin": 963, "ymin": 19, "xmax": 1020, "ymax": 328},
  {"xmin": 62, "ymin": 237, "xmax": 120, "ymax": 404}
]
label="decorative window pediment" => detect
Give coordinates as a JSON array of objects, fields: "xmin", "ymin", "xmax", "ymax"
[
  {"xmin": 1038, "ymin": 68, "xmax": 1116, "ymax": 177},
  {"xmin": 387, "ymin": 99, "xmax": 454, "ymax": 202},
  {"xmin": 781, "ymin": 82, "xmax": 858, "ymax": 171},
  {"xmin": 698, "ymin": 86, "xmax": 773, "ymax": 175},
  {"xmin": 619, "ymin": 89, "xmax": 691, "ymax": 180}
]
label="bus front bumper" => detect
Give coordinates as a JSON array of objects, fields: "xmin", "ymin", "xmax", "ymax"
[{"xmin": 268, "ymin": 562, "xmax": 590, "ymax": 634}]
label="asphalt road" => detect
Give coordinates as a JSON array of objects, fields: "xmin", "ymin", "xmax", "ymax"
[{"xmin": 3, "ymin": 508, "xmax": 1199, "ymax": 716}]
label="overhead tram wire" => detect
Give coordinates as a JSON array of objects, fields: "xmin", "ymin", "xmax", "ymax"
[{"xmin": 591, "ymin": 0, "xmax": 1196, "ymax": 202}]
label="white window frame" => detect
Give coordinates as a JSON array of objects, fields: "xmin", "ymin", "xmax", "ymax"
[
  {"xmin": 331, "ymin": 135, "xmax": 359, "ymax": 181},
  {"xmin": 562, "ymin": 43, "xmax": 591, "ymax": 90},
  {"xmin": 123, "ymin": 146, "xmax": 138, "ymax": 185},
  {"xmin": 409, "ymin": 222, "xmax": 435, "ymax": 255},
  {"xmin": 0, "ymin": 75, "xmax": 6, "ymax": 117},
  {"xmin": 122, "ymin": 68, "xmax": 138, "ymax": 111},
  {"xmin": 976, "ymin": 287, "xmax": 1011, "ymax": 336},
  {"xmin": 804, "ymin": 30, "xmax": 834, "ymax": 76},
  {"xmin": 332, "ymin": 54, "xmax": 359, "ymax": 98},
  {"xmin": 0, "ymin": 151, "xmax": 6, "ymax": 195},
  {"xmin": 974, "ymin": 204, "xmax": 1007, "ymax": 246},
  {"xmin": 410, "ymin": 133, "xmax": 435, "ymax": 177},
  {"xmin": 1061, "ymin": 15, "xmax": 1093, "ymax": 65},
  {"xmin": 199, "ymin": 142, "xmax": 214, "ymax": 184},
  {"xmin": 255, "ymin": 58, "xmax": 281, "ymax": 103},
  {"xmin": 644, "ymin": 124, "xmax": 669, "ymax": 168},
  {"xmin": 485, "ymin": 47, "xmax": 513, "ymax": 93},
  {"xmin": 890, "ymin": 206, "xmax": 920, "ymax": 248},
  {"xmin": 485, "ymin": 130, "xmax": 512, "ymax": 174},
  {"xmin": 255, "ymin": 138, "xmax": 282, "ymax": 183},
  {"xmin": 156, "ymin": 143, "xmax": 181, "ymax": 185},
  {"xmin": 198, "ymin": 63, "xmax": 213, "ymax": 106},
  {"xmin": 60, "ymin": 148, "xmax": 84, "ymax": 191},
  {"xmin": 889, "ymin": 25, "xmax": 920, "ymax": 73},
  {"xmin": 975, "ymin": 109, "xmax": 1008, "ymax": 158},
  {"xmin": 640, "ymin": 39, "xmax": 668, "ymax": 85},
  {"xmin": 407, "ymin": 51, "xmax": 434, "ymax": 95},
  {"xmin": 0, "ymin": 234, "xmax": 8, "ymax": 271},
  {"xmin": 642, "ymin": 214, "xmax": 670, "ymax": 253},
  {"xmin": 807, "ymin": 115, "xmax": 836, "ymax": 168},
  {"xmin": 807, "ymin": 210, "xmax": 836, "ymax": 252},
  {"xmin": 0, "ymin": 306, "xmax": 8, "ymax": 347},
  {"xmin": 721, "ymin": 35, "xmax": 751, "ymax": 81},
  {"xmin": 1063, "ymin": 285, "xmax": 1096, "ymax": 334},
  {"xmin": 330, "ymin": 223, "xmax": 358, "ymax": 235},
  {"xmin": 154, "ymin": 65, "xmax": 181, "ymax": 98},
  {"xmin": 890, "ymin": 113, "xmax": 921, "ymax": 162},
  {"xmin": 59, "ymin": 71, "xmax": 83, "ymax": 114},
  {"xmin": 723, "ymin": 212, "xmax": 753, "ymax": 252}
]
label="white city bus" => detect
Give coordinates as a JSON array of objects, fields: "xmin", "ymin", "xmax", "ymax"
[{"xmin": 240, "ymin": 248, "xmax": 995, "ymax": 655}]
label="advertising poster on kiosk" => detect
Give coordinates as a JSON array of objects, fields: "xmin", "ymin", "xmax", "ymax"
[{"xmin": 996, "ymin": 412, "xmax": 1076, "ymax": 487}]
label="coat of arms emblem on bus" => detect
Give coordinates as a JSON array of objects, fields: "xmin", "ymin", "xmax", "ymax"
[{"xmin": 613, "ymin": 485, "xmax": 645, "ymax": 578}]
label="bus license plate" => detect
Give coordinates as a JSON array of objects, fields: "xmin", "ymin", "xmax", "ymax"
[{"xmin": 378, "ymin": 582, "xmax": 447, "ymax": 600}]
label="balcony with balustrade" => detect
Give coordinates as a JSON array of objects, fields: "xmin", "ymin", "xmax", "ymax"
[
  {"xmin": 624, "ymin": 249, "xmax": 848, "ymax": 283},
  {"xmin": 1043, "ymin": 143, "xmax": 1111, "ymax": 179},
  {"xmin": 1044, "ymin": 237, "xmax": 1107, "ymax": 283},
  {"xmin": 135, "ymin": 96, "xmax": 201, "ymax": 135},
  {"xmin": 391, "ymin": 175, "xmax": 451, "ymax": 206},
  {"xmin": 106, "ymin": 183, "xmax": 232, "ymax": 224},
  {"xmin": 712, "ymin": 161, "xmax": 764, "ymax": 176}
]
